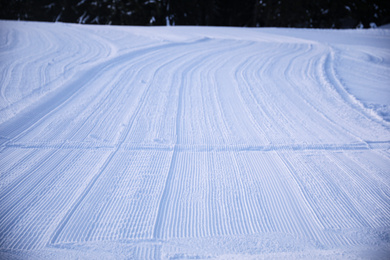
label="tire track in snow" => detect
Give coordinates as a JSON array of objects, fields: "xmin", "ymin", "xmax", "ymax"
[
  {"xmin": 324, "ymin": 47, "xmax": 390, "ymax": 127},
  {"xmin": 311, "ymin": 48, "xmax": 389, "ymax": 141},
  {"xmin": 50, "ymin": 38, "xmax": 230, "ymax": 244},
  {"xmin": 213, "ymin": 42, "xmax": 271, "ymax": 145},
  {"xmin": 9, "ymin": 47, "xmax": 165, "ymax": 146},
  {"xmin": 153, "ymin": 149, "xmax": 333, "ymax": 244},
  {"xmin": 0, "ymin": 26, "xmax": 213, "ymax": 250},
  {"xmin": 244, "ymin": 43, "xmax": 352, "ymax": 145},
  {"xmin": 277, "ymin": 150, "xmax": 390, "ymax": 246},
  {"xmin": 147, "ymin": 36, "xmax": 390, "ymax": 246},
  {"xmin": 0, "ymin": 41, "xmax": 177, "ymax": 147},
  {"xmin": 153, "ymin": 39, "xmax": 249, "ymax": 239},
  {"xmin": 1, "ymin": 23, "xmax": 389, "ymax": 256},
  {"xmin": 0, "ymin": 22, "xmax": 113, "ymax": 124},
  {"xmin": 0, "ymin": 149, "xmax": 110, "ymax": 250},
  {"xmin": 48, "ymin": 42, "xmax": 190, "ymax": 244},
  {"xmin": 152, "ymin": 40, "xmax": 320, "ymax": 240},
  {"xmin": 3, "ymin": 140, "xmax": 383, "ymax": 151},
  {"xmin": 233, "ymin": 40, "xmax": 388, "ymax": 147},
  {"xmin": 326, "ymin": 152, "xmax": 390, "ymax": 228}
]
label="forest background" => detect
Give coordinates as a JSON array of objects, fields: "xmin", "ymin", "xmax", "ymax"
[{"xmin": 1, "ymin": 0, "xmax": 389, "ymax": 28}]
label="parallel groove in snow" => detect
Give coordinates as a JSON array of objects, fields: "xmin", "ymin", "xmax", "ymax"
[
  {"xmin": 3, "ymin": 141, "xmax": 388, "ymax": 152},
  {"xmin": 0, "ymin": 21, "xmax": 389, "ymax": 257}
]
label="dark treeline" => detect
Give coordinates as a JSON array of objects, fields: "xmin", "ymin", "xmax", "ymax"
[{"xmin": 1, "ymin": 0, "xmax": 389, "ymax": 28}]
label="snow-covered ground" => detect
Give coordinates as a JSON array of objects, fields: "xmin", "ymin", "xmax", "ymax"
[{"xmin": 0, "ymin": 20, "xmax": 389, "ymax": 259}]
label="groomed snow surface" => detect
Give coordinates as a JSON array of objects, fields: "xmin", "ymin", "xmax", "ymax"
[{"xmin": 0, "ymin": 20, "xmax": 390, "ymax": 259}]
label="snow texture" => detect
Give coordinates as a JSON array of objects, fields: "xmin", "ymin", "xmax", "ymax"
[{"xmin": 0, "ymin": 20, "xmax": 390, "ymax": 259}]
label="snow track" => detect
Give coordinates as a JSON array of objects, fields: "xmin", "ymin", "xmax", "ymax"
[{"xmin": 0, "ymin": 21, "xmax": 390, "ymax": 259}]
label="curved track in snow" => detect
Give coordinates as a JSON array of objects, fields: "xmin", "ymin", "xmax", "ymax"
[{"xmin": 0, "ymin": 21, "xmax": 389, "ymax": 259}]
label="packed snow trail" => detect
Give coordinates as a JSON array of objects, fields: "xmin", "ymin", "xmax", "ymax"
[{"xmin": 0, "ymin": 21, "xmax": 390, "ymax": 259}]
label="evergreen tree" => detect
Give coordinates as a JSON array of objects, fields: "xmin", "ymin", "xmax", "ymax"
[{"xmin": 1, "ymin": 0, "xmax": 389, "ymax": 28}]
